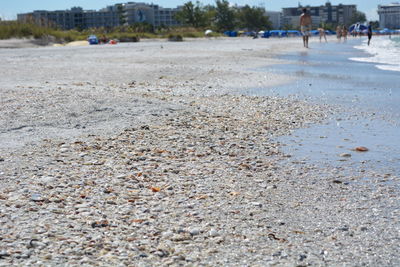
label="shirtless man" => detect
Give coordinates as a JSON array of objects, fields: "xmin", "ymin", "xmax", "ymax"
[{"xmin": 300, "ymin": 8, "xmax": 312, "ymax": 48}]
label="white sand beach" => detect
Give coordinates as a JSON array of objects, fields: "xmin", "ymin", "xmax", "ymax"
[{"xmin": 0, "ymin": 37, "xmax": 399, "ymax": 266}]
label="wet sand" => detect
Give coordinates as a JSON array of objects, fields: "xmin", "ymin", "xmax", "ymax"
[{"xmin": 1, "ymin": 37, "xmax": 399, "ymax": 266}]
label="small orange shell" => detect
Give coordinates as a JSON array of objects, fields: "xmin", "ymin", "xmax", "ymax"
[{"xmin": 151, "ymin": 187, "xmax": 161, "ymax": 192}]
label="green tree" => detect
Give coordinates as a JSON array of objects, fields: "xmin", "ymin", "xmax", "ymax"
[
  {"xmin": 350, "ymin": 11, "xmax": 367, "ymax": 25},
  {"xmin": 282, "ymin": 24, "xmax": 293, "ymax": 31},
  {"xmin": 215, "ymin": 0, "xmax": 236, "ymax": 31},
  {"xmin": 203, "ymin": 4, "xmax": 217, "ymax": 28},
  {"xmin": 236, "ymin": 5, "xmax": 271, "ymax": 30},
  {"xmin": 130, "ymin": 22, "xmax": 154, "ymax": 33},
  {"xmin": 174, "ymin": 1, "xmax": 207, "ymax": 28}
]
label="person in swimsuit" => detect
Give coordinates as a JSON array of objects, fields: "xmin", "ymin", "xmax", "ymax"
[
  {"xmin": 367, "ymin": 22, "xmax": 373, "ymax": 46},
  {"xmin": 318, "ymin": 27, "xmax": 327, "ymax": 42},
  {"xmin": 300, "ymin": 8, "xmax": 312, "ymax": 48},
  {"xmin": 342, "ymin": 26, "xmax": 348, "ymax": 42},
  {"xmin": 336, "ymin": 25, "xmax": 342, "ymax": 41}
]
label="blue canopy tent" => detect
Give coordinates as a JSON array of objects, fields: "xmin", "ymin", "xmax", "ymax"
[
  {"xmin": 223, "ymin": 31, "xmax": 238, "ymax": 37},
  {"xmin": 262, "ymin": 31, "xmax": 271, "ymax": 38},
  {"xmin": 310, "ymin": 30, "xmax": 320, "ymax": 36},
  {"xmin": 269, "ymin": 30, "xmax": 287, "ymax": 37},
  {"xmin": 88, "ymin": 35, "xmax": 99, "ymax": 45},
  {"xmin": 287, "ymin": 30, "xmax": 301, "ymax": 36},
  {"xmin": 379, "ymin": 28, "xmax": 395, "ymax": 34}
]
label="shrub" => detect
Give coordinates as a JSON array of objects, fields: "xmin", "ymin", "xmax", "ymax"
[
  {"xmin": 0, "ymin": 22, "xmax": 221, "ymax": 42},
  {"xmin": 119, "ymin": 36, "xmax": 140, "ymax": 42},
  {"xmin": 168, "ymin": 34, "xmax": 183, "ymax": 41}
]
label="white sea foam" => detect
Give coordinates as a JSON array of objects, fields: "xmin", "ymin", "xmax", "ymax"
[{"xmin": 350, "ymin": 36, "xmax": 400, "ymax": 72}]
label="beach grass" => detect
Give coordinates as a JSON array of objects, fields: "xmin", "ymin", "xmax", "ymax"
[
  {"xmin": 0, "ymin": 21, "xmax": 221, "ymax": 42},
  {"xmin": 0, "ymin": 21, "xmax": 87, "ymax": 41}
]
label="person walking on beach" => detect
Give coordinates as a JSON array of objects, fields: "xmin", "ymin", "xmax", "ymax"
[
  {"xmin": 342, "ymin": 26, "xmax": 348, "ymax": 42},
  {"xmin": 318, "ymin": 27, "xmax": 327, "ymax": 42},
  {"xmin": 300, "ymin": 8, "xmax": 312, "ymax": 48},
  {"xmin": 336, "ymin": 25, "xmax": 342, "ymax": 41},
  {"xmin": 367, "ymin": 22, "xmax": 373, "ymax": 46}
]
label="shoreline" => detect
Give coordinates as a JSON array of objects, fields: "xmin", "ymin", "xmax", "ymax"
[
  {"xmin": 1, "ymin": 37, "xmax": 399, "ymax": 266},
  {"xmin": 247, "ymin": 37, "xmax": 400, "ymax": 175}
]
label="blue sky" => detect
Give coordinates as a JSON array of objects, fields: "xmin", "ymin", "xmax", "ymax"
[{"xmin": 0, "ymin": 0, "xmax": 381, "ymax": 20}]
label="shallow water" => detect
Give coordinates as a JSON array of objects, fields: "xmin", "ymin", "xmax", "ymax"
[{"xmin": 246, "ymin": 38, "xmax": 400, "ymax": 175}]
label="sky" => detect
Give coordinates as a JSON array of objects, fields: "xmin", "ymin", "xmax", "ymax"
[{"xmin": 0, "ymin": 0, "xmax": 384, "ymax": 21}]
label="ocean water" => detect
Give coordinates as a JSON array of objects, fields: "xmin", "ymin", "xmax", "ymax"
[
  {"xmin": 246, "ymin": 38, "xmax": 400, "ymax": 175},
  {"xmin": 351, "ymin": 36, "xmax": 400, "ymax": 72}
]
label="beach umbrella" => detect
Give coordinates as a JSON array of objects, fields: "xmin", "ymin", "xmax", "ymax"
[
  {"xmin": 205, "ymin": 29, "xmax": 213, "ymax": 36},
  {"xmin": 349, "ymin": 24, "xmax": 367, "ymax": 33},
  {"xmin": 258, "ymin": 31, "xmax": 265, "ymax": 34}
]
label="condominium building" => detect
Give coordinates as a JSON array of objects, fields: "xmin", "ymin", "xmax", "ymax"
[
  {"xmin": 265, "ymin": 11, "xmax": 282, "ymax": 29},
  {"xmin": 282, "ymin": 2, "xmax": 357, "ymax": 28},
  {"xmin": 17, "ymin": 7, "xmax": 120, "ymax": 30},
  {"xmin": 378, "ymin": 3, "xmax": 400, "ymax": 28},
  {"xmin": 17, "ymin": 2, "xmax": 181, "ymax": 30},
  {"xmin": 123, "ymin": 2, "xmax": 181, "ymax": 27}
]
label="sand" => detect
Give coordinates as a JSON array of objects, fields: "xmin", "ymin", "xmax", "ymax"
[
  {"xmin": 0, "ymin": 37, "xmax": 399, "ymax": 266},
  {"xmin": 0, "ymin": 38, "xmax": 42, "ymax": 49}
]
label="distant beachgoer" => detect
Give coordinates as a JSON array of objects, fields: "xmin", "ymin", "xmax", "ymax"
[
  {"xmin": 100, "ymin": 35, "xmax": 108, "ymax": 44},
  {"xmin": 336, "ymin": 25, "xmax": 342, "ymax": 41},
  {"xmin": 300, "ymin": 8, "xmax": 312, "ymax": 48},
  {"xmin": 355, "ymin": 23, "xmax": 361, "ymax": 37},
  {"xmin": 368, "ymin": 22, "xmax": 373, "ymax": 46},
  {"xmin": 342, "ymin": 26, "xmax": 348, "ymax": 41},
  {"xmin": 318, "ymin": 28, "xmax": 327, "ymax": 42}
]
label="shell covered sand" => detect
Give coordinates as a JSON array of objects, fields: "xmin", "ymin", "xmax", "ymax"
[{"xmin": 0, "ymin": 38, "xmax": 399, "ymax": 266}]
